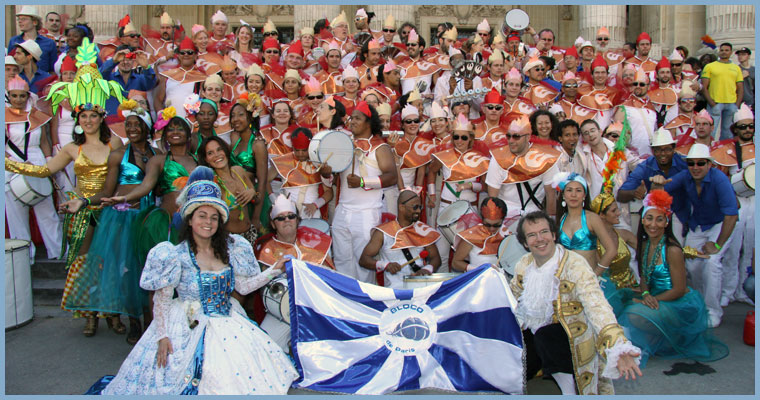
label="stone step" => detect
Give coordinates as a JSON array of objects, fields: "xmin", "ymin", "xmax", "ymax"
[
  {"xmin": 31, "ymin": 259, "xmax": 68, "ymax": 280},
  {"xmin": 32, "ymin": 278, "xmax": 64, "ymax": 306}
]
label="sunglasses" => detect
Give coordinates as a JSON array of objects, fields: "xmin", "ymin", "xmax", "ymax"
[
  {"xmin": 263, "ymin": 32, "xmax": 277, "ymax": 37},
  {"xmin": 126, "ymin": 34, "xmax": 141, "ymax": 38},
  {"xmin": 403, "ymin": 119, "xmax": 420, "ymax": 124},
  {"xmin": 671, "ymin": 62, "xmax": 683, "ymax": 67},
  {"xmin": 485, "ymin": 105, "xmax": 503, "ymax": 111},
  {"xmin": 405, "ymin": 204, "xmax": 423, "ymax": 211},
  {"xmin": 307, "ymin": 94, "xmax": 324, "ymax": 100},
  {"xmin": 382, "ymin": 28, "xmax": 396, "ymax": 33},
  {"xmin": 483, "ymin": 222, "xmax": 502, "ymax": 228},
  {"xmin": 265, "ymin": 49, "xmax": 280, "ymax": 54},
  {"xmin": 687, "ymin": 160, "xmax": 708, "ymax": 167},
  {"xmin": 407, "ymin": 43, "xmax": 419, "ymax": 47},
  {"xmin": 533, "ymin": 67, "xmax": 546, "ymax": 72},
  {"xmin": 479, "ymin": 32, "xmax": 490, "ymax": 36},
  {"xmin": 631, "ymin": 82, "xmax": 648, "ymax": 87},
  {"xmin": 452, "ymin": 135, "xmax": 470, "ymax": 141},
  {"xmin": 273, "ymin": 213, "xmax": 298, "ymax": 222},
  {"xmin": 563, "ymin": 83, "xmax": 579, "ymax": 88},
  {"xmin": 596, "ymin": 37, "xmax": 609, "ymax": 41},
  {"xmin": 606, "ymin": 133, "xmax": 620, "ymax": 139},
  {"xmin": 680, "ymin": 98, "xmax": 696, "ymax": 103},
  {"xmin": 178, "ymin": 50, "xmax": 195, "ymax": 56},
  {"xmin": 506, "ymin": 133, "xmax": 528, "ymax": 140},
  {"xmin": 737, "ymin": 123, "xmax": 755, "ymax": 130}
]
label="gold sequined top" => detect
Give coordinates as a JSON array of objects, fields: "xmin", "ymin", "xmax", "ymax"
[
  {"xmin": 598, "ymin": 234, "xmax": 637, "ymax": 289},
  {"xmin": 73, "ymin": 146, "xmax": 110, "ymax": 198}
]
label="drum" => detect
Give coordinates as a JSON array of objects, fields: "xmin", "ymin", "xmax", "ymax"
[
  {"xmin": 262, "ymin": 275, "xmax": 290, "ymax": 324},
  {"xmin": 403, "ymin": 273, "xmax": 461, "ymax": 289},
  {"xmin": 503, "ymin": 9, "xmax": 530, "ymax": 35},
  {"xmin": 299, "ymin": 218, "xmax": 331, "ymax": 235},
  {"xmin": 497, "ymin": 235, "xmax": 528, "ymax": 277},
  {"xmin": 308, "ymin": 130, "xmax": 354, "ymax": 173},
  {"xmin": 7, "ymin": 173, "xmax": 52, "ymax": 207},
  {"xmin": 5, "ymin": 239, "xmax": 33, "ymax": 330},
  {"xmin": 437, "ymin": 200, "xmax": 479, "ymax": 246},
  {"xmin": 731, "ymin": 163, "xmax": 755, "ymax": 197}
]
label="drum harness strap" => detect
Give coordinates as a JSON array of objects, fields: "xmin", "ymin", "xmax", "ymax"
[
  {"xmin": 516, "ymin": 181, "xmax": 543, "ymax": 212},
  {"xmin": 735, "ymin": 140, "xmax": 744, "ymax": 168},
  {"xmin": 401, "ymin": 248, "xmax": 422, "ymax": 272},
  {"xmin": 5, "ymin": 122, "xmax": 31, "ymax": 162}
]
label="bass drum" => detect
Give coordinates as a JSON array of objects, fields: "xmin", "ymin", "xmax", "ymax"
[
  {"xmin": 308, "ymin": 130, "xmax": 354, "ymax": 173},
  {"xmin": 262, "ymin": 275, "xmax": 290, "ymax": 324},
  {"xmin": 437, "ymin": 200, "xmax": 480, "ymax": 247},
  {"xmin": 497, "ymin": 235, "xmax": 528, "ymax": 278}
]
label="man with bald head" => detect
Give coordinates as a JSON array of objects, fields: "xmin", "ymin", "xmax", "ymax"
[{"xmin": 360, "ymin": 189, "xmax": 442, "ymax": 288}]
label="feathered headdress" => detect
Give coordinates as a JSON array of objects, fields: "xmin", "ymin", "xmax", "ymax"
[
  {"xmin": 237, "ymin": 92, "xmax": 263, "ymax": 117},
  {"xmin": 701, "ymin": 35, "xmax": 716, "ymax": 50},
  {"xmin": 599, "ymin": 108, "xmax": 633, "ymax": 194},
  {"xmin": 183, "ymin": 93, "xmax": 201, "ymax": 117},
  {"xmin": 642, "ymin": 189, "xmax": 673, "ymax": 218},
  {"xmin": 46, "ymin": 38, "xmax": 125, "ymax": 117}
]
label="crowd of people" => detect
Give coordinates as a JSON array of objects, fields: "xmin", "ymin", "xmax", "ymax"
[{"xmin": 5, "ymin": 5, "xmax": 754, "ymax": 395}]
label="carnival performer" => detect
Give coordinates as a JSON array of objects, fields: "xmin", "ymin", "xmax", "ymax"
[
  {"xmin": 360, "ymin": 189, "xmax": 442, "ymax": 288},
  {"xmin": 616, "ymin": 190, "xmax": 729, "ymax": 367},
  {"xmin": 154, "ymin": 37, "xmax": 206, "ymax": 118},
  {"xmin": 6, "ymin": 38, "xmax": 125, "ymax": 336},
  {"xmin": 197, "ymin": 137, "xmax": 258, "ymax": 244},
  {"xmin": 187, "ymin": 98, "xmax": 221, "ymax": 160},
  {"xmin": 229, "ymin": 93, "xmax": 270, "ymax": 234},
  {"xmin": 394, "ymin": 104, "xmax": 434, "ymax": 191},
  {"xmin": 270, "ymin": 128, "xmax": 334, "ymax": 220},
  {"xmin": 68, "ymin": 99, "xmax": 159, "ymax": 344},
  {"xmin": 323, "ymin": 101, "xmax": 398, "ymax": 283},
  {"xmin": 552, "ymin": 172, "xmax": 618, "ymax": 275},
  {"xmin": 427, "ymin": 113, "xmax": 490, "ymax": 271},
  {"xmin": 5, "ymin": 76, "xmax": 63, "ymax": 261},
  {"xmin": 88, "ymin": 167, "xmax": 298, "ymax": 395},
  {"xmin": 451, "ymin": 197, "xmax": 509, "ymax": 272},
  {"xmin": 511, "ymin": 210, "xmax": 642, "ymax": 395}
]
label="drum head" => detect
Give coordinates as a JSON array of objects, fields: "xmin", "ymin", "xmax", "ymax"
[
  {"xmin": 506, "ymin": 9, "xmax": 530, "ymax": 31},
  {"xmin": 299, "ymin": 218, "xmax": 331, "ymax": 235},
  {"xmin": 497, "ymin": 235, "xmax": 527, "ymax": 276},
  {"xmin": 745, "ymin": 163, "xmax": 755, "ymax": 190},
  {"xmin": 5, "ymin": 239, "xmax": 30, "ymax": 252},
  {"xmin": 437, "ymin": 200, "xmax": 471, "ymax": 226},
  {"xmin": 263, "ymin": 276, "xmax": 290, "ymax": 323},
  {"xmin": 310, "ymin": 130, "xmax": 354, "ymax": 173}
]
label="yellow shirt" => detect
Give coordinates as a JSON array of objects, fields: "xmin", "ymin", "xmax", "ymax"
[{"xmin": 702, "ymin": 61, "xmax": 743, "ymax": 103}]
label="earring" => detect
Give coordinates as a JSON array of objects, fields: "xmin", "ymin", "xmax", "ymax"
[
  {"xmin": 582, "ymin": 200, "xmax": 585, "ymax": 207},
  {"xmin": 74, "ymin": 125, "xmax": 84, "ymax": 134},
  {"xmin": 561, "ymin": 201, "xmax": 566, "ymax": 208}
]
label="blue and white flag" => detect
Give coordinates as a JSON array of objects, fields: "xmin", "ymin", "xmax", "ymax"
[{"xmin": 286, "ymin": 259, "xmax": 525, "ymax": 394}]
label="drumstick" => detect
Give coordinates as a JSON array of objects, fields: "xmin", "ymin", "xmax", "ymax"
[
  {"xmin": 322, "ymin": 152, "xmax": 333, "ymax": 165},
  {"xmin": 399, "ymin": 250, "xmax": 429, "ymax": 268},
  {"xmin": 351, "ymin": 150, "xmax": 356, "ymax": 175}
]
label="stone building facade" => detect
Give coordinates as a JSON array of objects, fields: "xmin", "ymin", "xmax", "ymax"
[{"xmin": 6, "ymin": 5, "xmax": 755, "ymax": 60}]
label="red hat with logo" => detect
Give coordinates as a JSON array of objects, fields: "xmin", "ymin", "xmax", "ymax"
[
  {"xmin": 291, "ymin": 129, "xmax": 311, "ymax": 150},
  {"xmin": 482, "ymin": 87, "xmax": 504, "ymax": 105}
]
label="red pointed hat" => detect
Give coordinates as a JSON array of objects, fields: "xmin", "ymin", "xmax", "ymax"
[
  {"xmin": 291, "ymin": 129, "xmax": 311, "ymax": 150},
  {"xmin": 355, "ymin": 100, "xmax": 371, "ymax": 118},
  {"xmin": 483, "ymin": 87, "xmax": 504, "ymax": 105},
  {"xmin": 636, "ymin": 32, "xmax": 651, "ymax": 44},
  {"xmin": 262, "ymin": 37, "xmax": 281, "ymax": 51},
  {"xmin": 288, "ymin": 40, "xmax": 304, "ymax": 57},
  {"xmin": 564, "ymin": 45, "xmax": 579, "ymax": 58},
  {"xmin": 61, "ymin": 55, "xmax": 77, "ymax": 73},
  {"xmin": 656, "ymin": 56, "xmax": 671, "ymax": 71},
  {"xmin": 179, "ymin": 36, "xmax": 196, "ymax": 51},
  {"xmin": 591, "ymin": 54, "xmax": 608, "ymax": 71}
]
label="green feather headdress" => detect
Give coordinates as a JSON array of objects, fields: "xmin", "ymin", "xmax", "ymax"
[{"xmin": 46, "ymin": 38, "xmax": 125, "ymax": 117}]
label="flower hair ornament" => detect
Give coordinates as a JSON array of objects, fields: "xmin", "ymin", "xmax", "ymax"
[
  {"xmin": 642, "ymin": 189, "xmax": 673, "ymax": 219},
  {"xmin": 118, "ymin": 99, "xmax": 152, "ymax": 128},
  {"xmin": 46, "ymin": 38, "xmax": 124, "ymax": 118},
  {"xmin": 154, "ymin": 106, "xmax": 177, "ymax": 131},
  {"xmin": 236, "ymin": 92, "xmax": 263, "ymax": 117},
  {"xmin": 183, "ymin": 93, "xmax": 201, "ymax": 116}
]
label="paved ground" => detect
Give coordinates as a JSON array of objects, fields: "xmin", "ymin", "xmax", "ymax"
[{"xmin": 5, "ymin": 302, "xmax": 754, "ymax": 395}]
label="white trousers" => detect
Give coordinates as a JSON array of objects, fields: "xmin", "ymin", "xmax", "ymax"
[
  {"xmin": 331, "ymin": 204, "xmax": 381, "ymax": 284},
  {"xmin": 684, "ymin": 222, "xmax": 733, "ymax": 321},
  {"xmin": 722, "ymin": 196, "xmax": 754, "ymax": 302}
]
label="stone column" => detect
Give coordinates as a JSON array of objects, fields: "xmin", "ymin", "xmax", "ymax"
[
  {"xmin": 578, "ymin": 5, "xmax": 627, "ymax": 49},
  {"xmin": 84, "ymin": 4, "xmax": 131, "ymax": 43},
  {"xmin": 294, "ymin": 5, "xmax": 341, "ymax": 34},
  {"xmin": 367, "ymin": 5, "xmax": 416, "ymax": 31},
  {"xmin": 706, "ymin": 5, "xmax": 755, "ymax": 53}
]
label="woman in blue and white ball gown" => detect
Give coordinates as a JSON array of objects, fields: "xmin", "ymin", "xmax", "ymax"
[{"xmin": 88, "ymin": 167, "xmax": 298, "ymax": 395}]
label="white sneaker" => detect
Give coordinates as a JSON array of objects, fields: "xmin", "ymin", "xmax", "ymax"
[
  {"xmin": 708, "ymin": 314, "xmax": 722, "ymax": 328},
  {"xmin": 720, "ymin": 297, "xmax": 730, "ymax": 307}
]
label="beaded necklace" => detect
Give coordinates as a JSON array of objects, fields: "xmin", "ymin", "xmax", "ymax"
[{"xmin": 641, "ymin": 236, "xmax": 666, "ymax": 285}]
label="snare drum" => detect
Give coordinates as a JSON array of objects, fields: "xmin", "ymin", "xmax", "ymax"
[
  {"xmin": 7, "ymin": 173, "xmax": 52, "ymax": 207},
  {"xmin": 308, "ymin": 130, "xmax": 354, "ymax": 173},
  {"xmin": 5, "ymin": 239, "xmax": 33, "ymax": 329},
  {"xmin": 497, "ymin": 235, "xmax": 528, "ymax": 277},
  {"xmin": 299, "ymin": 218, "xmax": 331, "ymax": 235},
  {"xmin": 504, "ymin": 9, "xmax": 530, "ymax": 32},
  {"xmin": 403, "ymin": 273, "xmax": 460, "ymax": 289},
  {"xmin": 731, "ymin": 163, "xmax": 755, "ymax": 197},
  {"xmin": 262, "ymin": 275, "xmax": 290, "ymax": 324},
  {"xmin": 437, "ymin": 200, "xmax": 480, "ymax": 246}
]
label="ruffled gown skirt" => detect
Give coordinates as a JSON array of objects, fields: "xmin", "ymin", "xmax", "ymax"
[{"xmin": 98, "ymin": 298, "xmax": 298, "ymax": 395}]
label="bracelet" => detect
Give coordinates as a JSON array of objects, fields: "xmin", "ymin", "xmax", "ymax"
[
  {"xmin": 641, "ymin": 291, "xmax": 650, "ymax": 297},
  {"xmin": 82, "ymin": 197, "xmax": 91, "ymax": 207},
  {"xmin": 713, "ymin": 242, "xmax": 722, "ymax": 250},
  {"xmin": 360, "ymin": 177, "xmax": 365, "ymax": 188},
  {"xmin": 597, "ymin": 263, "xmax": 609, "ymax": 270}
]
